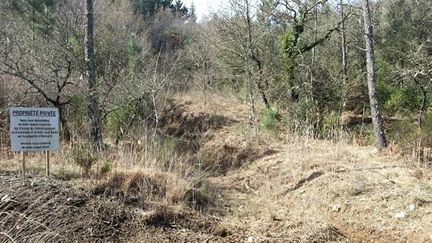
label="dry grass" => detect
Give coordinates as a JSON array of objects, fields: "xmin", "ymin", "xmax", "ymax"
[
  {"xmin": 2, "ymin": 92, "xmax": 432, "ymax": 242},
  {"xmin": 0, "ymin": 172, "xmax": 133, "ymax": 242},
  {"xmin": 210, "ymin": 138, "xmax": 432, "ymax": 242},
  {"xmin": 96, "ymin": 169, "xmax": 213, "ymax": 210},
  {"xmin": 0, "ymin": 142, "xmax": 218, "ymax": 242}
]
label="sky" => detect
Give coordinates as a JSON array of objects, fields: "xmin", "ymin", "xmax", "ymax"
[{"xmin": 182, "ymin": 0, "xmax": 229, "ymax": 21}]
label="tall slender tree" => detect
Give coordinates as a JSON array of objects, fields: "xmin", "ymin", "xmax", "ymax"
[
  {"xmin": 339, "ymin": 0, "xmax": 348, "ymax": 112},
  {"xmin": 340, "ymin": 0, "xmax": 347, "ymax": 87},
  {"xmin": 85, "ymin": 0, "xmax": 102, "ymax": 151},
  {"xmin": 362, "ymin": 0, "xmax": 387, "ymax": 149}
]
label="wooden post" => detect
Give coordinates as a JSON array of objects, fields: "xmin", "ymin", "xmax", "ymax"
[
  {"xmin": 22, "ymin": 151, "xmax": 26, "ymax": 183},
  {"xmin": 46, "ymin": 151, "xmax": 50, "ymax": 177}
]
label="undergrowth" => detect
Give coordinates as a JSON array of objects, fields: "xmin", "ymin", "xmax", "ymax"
[{"xmin": 260, "ymin": 109, "xmax": 279, "ymax": 134}]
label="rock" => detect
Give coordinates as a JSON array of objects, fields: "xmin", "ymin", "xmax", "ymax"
[
  {"xmin": 332, "ymin": 204, "xmax": 342, "ymax": 212},
  {"xmin": 247, "ymin": 236, "xmax": 254, "ymax": 242},
  {"xmin": 408, "ymin": 204, "xmax": 416, "ymax": 211},
  {"xmin": 394, "ymin": 212, "xmax": 407, "ymax": 219},
  {"xmin": 350, "ymin": 181, "xmax": 365, "ymax": 196},
  {"xmin": 66, "ymin": 197, "xmax": 86, "ymax": 207},
  {"xmin": 125, "ymin": 196, "xmax": 139, "ymax": 204}
]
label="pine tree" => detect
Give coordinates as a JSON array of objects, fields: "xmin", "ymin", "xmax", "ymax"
[
  {"xmin": 85, "ymin": 0, "xmax": 102, "ymax": 151},
  {"xmin": 362, "ymin": 0, "xmax": 387, "ymax": 149}
]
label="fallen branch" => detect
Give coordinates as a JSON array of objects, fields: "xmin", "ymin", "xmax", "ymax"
[{"xmin": 281, "ymin": 171, "xmax": 324, "ymax": 196}]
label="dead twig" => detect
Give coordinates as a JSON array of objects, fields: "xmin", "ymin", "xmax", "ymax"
[{"xmin": 0, "ymin": 232, "xmax": 16, "ymax": 243}]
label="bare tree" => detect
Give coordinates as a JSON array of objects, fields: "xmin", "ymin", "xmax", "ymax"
[
  {"xmin": 243, "ymin": 0, "xmax": 271, "ymax": 109},
  {"xmin": 401, "ymin": 43, "xmax": 432, "ymax": 128},
  {"xmin": 275, "ymin": 0, "xmax": 351, "ymax": 101},
  {"xmin": 186, "ymin": 23, "xmax": 217, "ymax": 105},
  {"xmin": 215, "ymin": 0, "xmax": 271, "ymax": 110},
  {"xmin": 0, "ymin": 0, "xmax": 86, "ymax": 142},
  {"xmin": 85, "ymin": 0, "xmax": 102, "ymax": 151},
  {"xmin": 362, "ymin": 0, "xmax": 387, "ymax": 149}
]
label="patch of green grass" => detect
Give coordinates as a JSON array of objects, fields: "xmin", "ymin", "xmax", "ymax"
[
  {"xmin": 260, "ymin": 109, "xmax": 279, "ymax": 133},
  {"xmin": 101, "ymin": 160, "xmax": 112, "ymax": 175}
]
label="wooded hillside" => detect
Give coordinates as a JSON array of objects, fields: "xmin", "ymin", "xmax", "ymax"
[{"xmin": 1, "ymin": 0, "xmax": 431, "ymax": 153}]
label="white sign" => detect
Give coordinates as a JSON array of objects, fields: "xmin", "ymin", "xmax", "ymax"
[{"xmin": 10, "ymin": 107, "xmax": 60, "ymax": 152}]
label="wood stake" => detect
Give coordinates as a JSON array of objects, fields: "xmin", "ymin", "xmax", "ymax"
[
  {"xmin": 22, "ymin": 151, "xmax": 26, "ymax": 183},
  {"xmin": 46, "ymin": 151, "xmax": 50, "ymax": 177}
]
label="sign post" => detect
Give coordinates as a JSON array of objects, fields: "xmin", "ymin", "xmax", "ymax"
[
  {"xmin": 10, "ymin": 107, "xmax": 60, "ymax": 179},
  {"xmin": 22, "ymin": 152, "xmax": 26, "ymax": 180},
  {"xmin": 46, "ymin": 151, "xmax": 50, "ymax": 177}
]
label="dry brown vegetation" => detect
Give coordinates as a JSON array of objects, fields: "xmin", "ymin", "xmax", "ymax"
[
  {"xmin": 1, "ymin": 93, "xmax": 432, "ymax": 242},
  {"xmin": 211, "ymin": 139, "xmax": 432, "ymax": 242}
]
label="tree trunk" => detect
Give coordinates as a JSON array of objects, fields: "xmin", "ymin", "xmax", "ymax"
[
  {"xmin": 85, "ymin": 0, "xmax": 102, "ymax": 151},
  {"xmin": 340, "ymin": 0, "xmax": 348, "ymax": 83},
  {"xmin": 311, "ymin": 6, "xmax": 318, "ymax": 67},
  {"xmin": 418, "ymin": 85, "xmax": 427, "ymax": 128},
  {"xmin": 339, "ymin": 0, "xmax": 348, "ymax": 116},
  {"xmin": 309, "ymin": 5, "xmax": 318, "ymax": 102},
  {"xmin": 362, "ymin": 0, "xmax": 387, "ymax": 149},
  {"xmin": 57, "ymin": 104, "xmax": 71, "ymax": 142},
  {"xmin": 245, "ymin": 0, "xmax": 270, "ymax": 109},
  {"xmin": 340, "ymin": 0, "xmax": 348, "ymax": 112},
  {"xmin": 257, "ymin": 76, "xmax": 271, "ymax": 109}
]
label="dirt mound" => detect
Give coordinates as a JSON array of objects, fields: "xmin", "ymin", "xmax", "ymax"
[
  {"xmin": 158, "ymin": 99, "xmax": 237, "ymax": 154},
  {"xmin": 157, "ymin": 96, "xmax": 274, "ymax": 175},
  {"xmin": 0, "ymin": 94, "xmax": 264, "ymax": 242},
  {"xmin": 199, "ymin": 137, "xmax": 277, "ymax": 175}
]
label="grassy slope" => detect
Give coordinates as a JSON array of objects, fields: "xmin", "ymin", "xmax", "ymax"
[
  {"xmin": 211, "ymin": 140, "xmax": 432, "ymax": 242},
  {"xmin": 1, "ymin": 92, "xmax": 432, "ymax": 242},
  {"xmin": 178, "ymin": 92, "xmax": 432, "ymax": 242}
]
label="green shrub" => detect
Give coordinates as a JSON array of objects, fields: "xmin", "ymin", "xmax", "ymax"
[
  {"xmin": 383, "ymin": 83, "xmax": 421, "ymax": 115},
  {"xmin": 260, "ymin": 109, "xmax": 279, "ymax": 133},
  {"xmin": 106, "ymin": 102, "xmax": 139, "ymax": 143},
  {"xmin": 101, "ymin": 161, "xmax": 113, "ymax": 175},
  {"xmin": 321, "ymin": 112, "xmax": 340, "ymax": 140}
]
